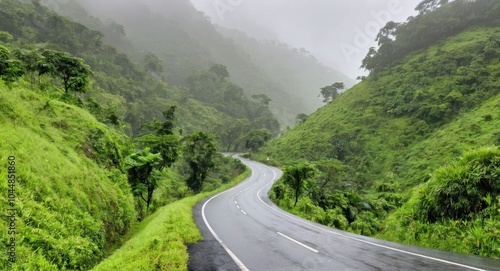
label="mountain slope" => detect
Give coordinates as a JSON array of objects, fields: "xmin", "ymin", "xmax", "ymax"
[
  {"xmin": 58, "ymin": 0, "xmax": 351, "ymax": 124},
  {"xmin": 0, "ymin": 1, "xmax": 252, "ymax": 270},
  {"xmin": 263, "ymin": 25, "xmax": 500, "ymax": 187},
  {"xmin": 0, "ymin": 0, "xmax": 278, "ymax": 148},
  {"xmin": 260, "ymin": 0, "xmax": 500, "ymax": 258},
  {"xmin": 0, "ymin": 82, "xmax": 136, "ymax": 270}
]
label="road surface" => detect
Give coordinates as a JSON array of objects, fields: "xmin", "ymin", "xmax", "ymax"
[{"xmin": 190, "ymin": 157, "xmax": 500, "ymax": 271}]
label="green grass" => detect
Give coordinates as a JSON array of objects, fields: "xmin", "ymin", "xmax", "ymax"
[
  {"xmin": 0, "ymin": 82, "xmax": 136, "ymax": 270},
  {"xmin": 92, "ymin": 168, "xmax": 251, "ymax": 271}
]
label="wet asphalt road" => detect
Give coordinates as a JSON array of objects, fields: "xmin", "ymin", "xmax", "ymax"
[{"xmin": 189, "ymin": 158, "xmax": 500, "ymax": 271}]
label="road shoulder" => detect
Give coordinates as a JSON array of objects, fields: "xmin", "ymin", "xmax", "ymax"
[{"xmin": 188, "ymin": 199, "xmax": 241, "ymax": 271}]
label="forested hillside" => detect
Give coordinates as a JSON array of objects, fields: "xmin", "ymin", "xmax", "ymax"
[
  {"xmin": 51, "ymin": 0, "xmax": 350, "ymax": 123},
  {"xmin": 0, "ymin": 0, "xmax": 253, "ymax": 270},
  {"xmin": 0, "ymin": 0, "xmax": 279, "ymax": 148},
  {"xmin": 261, "ymin": 0, "xmax": 500, "ymax": 258}
]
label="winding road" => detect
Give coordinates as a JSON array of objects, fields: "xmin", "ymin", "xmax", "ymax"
[{"xmin": 191, "ymin": 157, "xmax": 500, "ymax": 271}]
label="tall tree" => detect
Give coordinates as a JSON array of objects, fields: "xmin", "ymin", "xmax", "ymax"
[
  {"xmin": 296, "ymin": 113, "xmax": 309, "ymax": 124},
  {"xmin": 139, "ymin": 106, "xmax": 180, "ymax": 170},
  {"xmin": 39, "ymin": 50, "xmax": 92, "ymax": 94},
  {"xmin": 126, "ymin": 148, "xmax": 162, "ymax": 211},
  {"xmin": 0, "ymin": 45, "xmax": 10, "ymax": 76},
  {"xmin": 282, "ymin": 162, "xmax": 317, "ymax": 207},
  {"xmin": 13, "ymin": 49, "xmax": 43, "ymax": 84},
  {"xmin": 0, "ymin": 46, "xmax": 25, "ymax": 84},
  {"xmin": 251, "ymin": 94, "xmax": 272, "ymax": 106},
  {"xmin": 209, "ymin": 63, "xmax": 230, "ymax": 79},
  {"xmin": 415, "ymin": 0, "xmax": 449, "ymax": 14},
  {"xmin": 241, "ymin": 129, "xmax": 273, "ymax": 153},
  {"xmin": 320, "ymin": 82, "xmax": 345, "ymax": 103},
  {"xmin": 183, "ymin": 132, "xmax": 217, "ymax": 193}
]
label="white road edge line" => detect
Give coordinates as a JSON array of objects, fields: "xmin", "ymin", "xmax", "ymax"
[
  {"xmin": 201, "ymin": 171, "xmax": 255, "ymax": 271},
  {"xmin": 241, "ymin": 210, "xmax": 247, "ymax": 215},
  {"xmin": 277, "ymin": 232, "xmax": 319, "ymax": 253},
  {"xmin": 257, "ymin": 167, "xmax": 489, "ymax": 271}
]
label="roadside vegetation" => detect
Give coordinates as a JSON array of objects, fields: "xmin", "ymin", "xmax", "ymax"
[
  {"xmin": 0, "ymin": 1, "xmax": 252, "ymax": 270},
  {"xmin": 262, "ymin": 0, "xmax": 500, "ymax": 259},
  {"xmin": 92, "ymin": 169, "xmax": 250, "ymax": 271}
]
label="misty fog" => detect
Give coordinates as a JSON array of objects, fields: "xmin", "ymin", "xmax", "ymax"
[{"xmin": 189, "ymin": 0, "xmax": 422, "ymax": 78}]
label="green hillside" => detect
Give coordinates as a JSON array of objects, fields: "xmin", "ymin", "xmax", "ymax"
[
  {"xmin": 0, "ymin": 1, "xmax": 250, "ymax": 270},
  {"xmin": 0, "ymin": 82, "xmax": 136, "ymax": 270},
  {"xmin": 0, "ymin": 0, "xmax": 278, "ymax": 149},
  {"xmin": 261, "ymin": 0, "xmax": 500, "ymax": 258},
  {"xmin": 54, "ymin": 0, "xmax": 350, "ymax": 124}
]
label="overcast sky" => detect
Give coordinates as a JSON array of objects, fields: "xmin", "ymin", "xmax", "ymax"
[{"xmin": 189, "ymin": 0, "xmax": 422, "ymax": 78}]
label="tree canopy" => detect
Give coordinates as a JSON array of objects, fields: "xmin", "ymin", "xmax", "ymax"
[
  {"xmin": 361, "ymin": 0, "xmax": 500, "ymax": 74},
  {"xmin": 126, "ymin": 148, "xmax": 162, "ymax": 211},
  {"xmin": 209, "ymin": 63, "xmax": 230, "ymax": 79},
  {"xmin": 183, "ymin": 132, "xmax": 217, "ymax": 193},
  {"xmin": 320, "ymin": 82, "xmax": 345, "ymax": 103},
  {"xmin": 40, "ymin": 50, "xmax": 92, "ymax": 93},
  {"xmin": 282, "ymin": 162, "xmax": 317, "ymax": 207}
]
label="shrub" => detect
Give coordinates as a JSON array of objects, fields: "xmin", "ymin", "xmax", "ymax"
[{"xmin": 416, "ymin": 147, "xmax": 500, "ymax": 222}]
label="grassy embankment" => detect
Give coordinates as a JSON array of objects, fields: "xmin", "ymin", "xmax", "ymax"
[
  {"xmin": 0, "ymin": 82, "xmax": 135, "ymax": 270},
  {"xmin": 92, "ymin": 168, "xmax": 250, "ymax": 271}
]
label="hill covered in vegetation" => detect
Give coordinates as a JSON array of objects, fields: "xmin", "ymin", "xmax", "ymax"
[
  {"xmin": 51, "ymin": 0, "xmax": 351, "ymax": 124},
  {"xmin": 0, "ymin": 0, "xmax": 279, "ymax": 149},
  {"xmin": 0, "ymin": 0, "xmax": 252, "ymax": 270},
  {"xmin": 260, "ymin": 0, "xmax": 500, "ymax": 258}
]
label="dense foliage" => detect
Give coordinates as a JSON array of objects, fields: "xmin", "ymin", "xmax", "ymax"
[
  {"xmin": 382, "ymin": 147, "xmax": 500, "ymax": 258},
  {"xmin": 362, "ymin": 0, "xmax": 500, "ymax": 73},
  {"xmin": 0, "ymin": 0, "xmax": 279, "ymax": 144},
  {"xmin": 263, "ymin": 0, "xmax": 500, "ymax": 258},
  {"xmin": 55, "ymin": 0, "xmax": 352, "ymax": 124},
  {"xmin": 0, "ymin": 1, "xmax": 250, "ymax": 270},
  {"xmin": 0, "ymin": 84, "xmax": 136, "ymax": 270}
]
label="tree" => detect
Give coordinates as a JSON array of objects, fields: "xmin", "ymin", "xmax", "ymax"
[
  {"xmin": 1, "ymin": 60, "xmax": 25, "ymax": 83},
  {"xmin": 296, "ymin": 113, "xmax": 308, "ymax": 124},
  {"xmin": 251, "ymin": 94, "xmax": 272, "ymax": 106},
  {"xmin": 216, "ymin": 119, "xmax": 251, "ymax": 151},
  {"xmin": 209, "ymin": 64, "xmax": 230, "ymax": 79},
  {"xmin": 320, "ymin": 82, "xmax": 345, "ymax": 103},
  {"xmin": 183, "ymin": 132, "xmax": 217, "ymax": 193},
  {"xmin": 0, "ymin": 45, "xmax": 10, "ymax": 75},
  {"xmin": 241, "ymin": 129, "xmax": 273, "ymax": 153},
  {"xmin": 139, "ymin": 106, "xmax": 180, "ymax": 170},
  {"xmin": 0, "ymin": 46, "xmax": 25, "ymax": 84},
  {"xmin": 361, "ymin": 47, "xmax": 378, "ymax": 73},
  {"xmin": 39, "ymin": 50, "xmax": 92, "ymax": 94},
  {"xmin": 415, "ymin": 0, "xmax": 449, "ymax": 14},
  {"xmin": 282, "ymin": 162, "xmax": 317, "ymax": 207},
  {"xmin": 144, "ymin": 52, "xmax": 163, "ymax": 75},
  {"xmin": 126, "ymin": 148, "xmax": 162, "ymax": 211},
  {"xmin": 13, "ymin": 49, "xmax": 43, "ymax": 84},
  {"xmin": 0, "ymin": 31, "xmax": 13, "ymax": 42}
]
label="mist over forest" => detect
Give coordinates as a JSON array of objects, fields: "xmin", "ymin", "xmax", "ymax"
[
  {"xmin": 54, "ymin": 0, "xmax": 355, "ymax": 123},
  {"xmin": 190, "ymin": 0, "xmax": 422, "ymax": 77}
]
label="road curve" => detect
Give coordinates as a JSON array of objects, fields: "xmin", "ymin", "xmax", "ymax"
[{"xmin": 193, "ymin": 157, "xmax": 500, "ymax": 271}]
